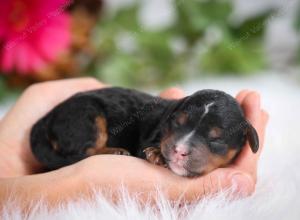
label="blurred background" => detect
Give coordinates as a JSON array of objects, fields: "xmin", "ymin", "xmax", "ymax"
[
  {"xmin": 0, "ymin": 0, "xmax": 300, "ymax": 108},
  {"xmin": 0, "ymin": 0, "xmax": 300, "ymax": 93}
]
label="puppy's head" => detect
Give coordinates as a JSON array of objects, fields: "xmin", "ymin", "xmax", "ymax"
[{"xmin": 160, "ymin": 89, "xmax": 259, "ymax": 177}]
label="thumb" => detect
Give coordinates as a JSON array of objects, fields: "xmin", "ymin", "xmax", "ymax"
[{"xmin": 190, "ymin": 169, "xmax": 255, "ymax": 198}]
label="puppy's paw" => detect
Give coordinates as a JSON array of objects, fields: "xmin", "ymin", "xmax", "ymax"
[
  {"xmin": 86, "ymin": 147, "xmax": 131, "ymax": 156},
  {"xmin": 112, "ymin": 148, "xmax": 131, "ymax": 156},
  {"xmin": 143, "ymin": 147, "xmax": 166, "ymax": 166}
]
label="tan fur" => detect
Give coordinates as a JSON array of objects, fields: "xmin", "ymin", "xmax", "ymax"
[
  {"xmin": 86, "ymin": 116, "xmax": 130, "ymax": 156},
  {"xmin": 202, "ymin": 148, "xmax": 238, "ymax": 175},
  {"xmin": 95, "ymin": 116, "xmax": 108, "ymax": 149},
  {"xmin": 208, "ymin": 127, "xmax": 222, "ymax": 139},
  {"xmin": 177, "ymin": 113, "xmax": 188, "ymax": 125},
  {"xmin": 52, "ymin": 141, "xmax": 59, "ymax": 152}
]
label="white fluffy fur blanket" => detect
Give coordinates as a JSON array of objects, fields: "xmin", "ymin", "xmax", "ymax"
[{"xmin": 1, "ymin": 74, "xmax": 300, "ymax": 220}]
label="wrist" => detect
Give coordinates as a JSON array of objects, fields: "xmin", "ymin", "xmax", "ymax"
[
  {"xmin": 0, "ymin": 139, "xmax": 41, "ymax": 177},
  {"xmin": 0, "ymin": 167, "xmax": 82, "ymax": 211},
  {"xmin": 40, "ymin": 165, "xmax": 92, "ymax": 206},
  {"xmin": 0, "ymin": 139, "xmax": 24, "ymax": 177}
]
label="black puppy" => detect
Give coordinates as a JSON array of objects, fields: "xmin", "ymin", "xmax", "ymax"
[{"xmin": 30, "ymin": 87, "xmax": 258, "ymax": 177}]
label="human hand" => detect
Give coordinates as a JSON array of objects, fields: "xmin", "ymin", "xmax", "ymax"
[{"xmin": 0, "ymin": 79, "xmax": 268, "ymax": 204}]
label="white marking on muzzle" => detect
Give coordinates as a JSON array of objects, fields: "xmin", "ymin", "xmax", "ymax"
[{"xmin": 176, "ymin": 131, "xmax": 195, "ymax": 152}]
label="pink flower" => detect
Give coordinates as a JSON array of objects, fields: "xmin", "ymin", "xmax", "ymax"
[{"xmin": 0, "ymin": 0, "xmax": 71, "ymax": 74}]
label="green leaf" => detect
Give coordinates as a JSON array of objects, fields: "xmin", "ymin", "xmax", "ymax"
[
  {"xmin": 199, "ymin": 38, "xmax": 266, "ymax": 74},
  {"xmin": 295, "ymin": 4, "xmax": 300, "ymax": 31},
  {"xmin": 230, "ymin": 10, "xmax": 274, "ymax": 40},
  {"xmin": 0, "ymin": 75, "xmax": 21, "ymax": 103},
  {"xmin": 173, "ymin": 0, "xmax": 232, "ymax": 43},
  {"xmin": 87, "ymin": 0, "xmax": 267, "ymax": 88}
]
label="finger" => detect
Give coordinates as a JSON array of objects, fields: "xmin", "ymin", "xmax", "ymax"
[
  {"xmin": 23, "ymin": 78, "xmax": 106, "ymax": 114},
  {"xmin": 241, "ymin": 91, "xmax": 261, "ymax": 124},
  {"xmin": 184, "ymin": 168, "xmax": 255, "ymax": 200},
  {"xmin": 42, "ymin": 77, "xmax": 107, "ymax": 103},
  {"xmin": 256, "ymin": 109, "xmax": 269, "ymax": 152},
  {"xmin": 261, "ymin": 109, "xmax": 269, "ymax": 124},
  {"xmin": 235, "ymin": 90, "xmax": 251, "ymax": 104},
  {"xmin": 54, "ymin": 77, "xmax": 107, "ymax": 91},
  {"xmin": 159, "ymin": 87, "xmax": 185, "ymax": 100}
]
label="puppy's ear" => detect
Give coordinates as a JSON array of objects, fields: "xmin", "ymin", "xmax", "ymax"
[
  {"xmin": 161, "ymin": 96, "xmax": 190, "ymax": 122},
  {"xmin": 245, "ymin": 122, "xmax": 259, "ymax": 153}
]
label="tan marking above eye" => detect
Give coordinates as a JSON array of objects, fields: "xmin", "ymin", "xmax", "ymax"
[
  {"xmin": 208, "ymin": 127, "xmax": 223, "ymax": 138},
  {"xmin": 177, "ymin": 113, "xmax": 188, "ymax": 125},
  {"xmin": 51, "ymin": 141, "xmax": 59, "ymax": 152}
]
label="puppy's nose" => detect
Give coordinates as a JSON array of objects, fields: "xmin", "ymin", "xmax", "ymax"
[{"xmin": 174, "ymin": 145, "xmax": 190, "ymax": 159}]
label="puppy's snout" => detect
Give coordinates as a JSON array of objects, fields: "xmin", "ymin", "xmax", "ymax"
[{"xmin": 173, "ymin": 145, "xmax": 190, "ymax": 159}]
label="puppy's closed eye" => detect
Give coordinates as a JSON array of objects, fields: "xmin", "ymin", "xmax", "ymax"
[{"xmin": 209, "ymin": 142, "xmax": 228, "ymax": 155}]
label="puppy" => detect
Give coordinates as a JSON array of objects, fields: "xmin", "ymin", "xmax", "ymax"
[{"xmin": 30, "ymin": 87, "xmax": 258, "ymax": 177}]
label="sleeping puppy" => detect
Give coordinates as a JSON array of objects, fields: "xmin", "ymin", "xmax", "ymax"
[{"xmin": 30, "ymin": 87, "xmax": 258, "ymax": 177}]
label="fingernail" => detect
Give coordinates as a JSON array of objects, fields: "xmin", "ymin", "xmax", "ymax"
[{"xmin": 230, "ymin": 173, "xmax": 254, "ymax": 197}]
